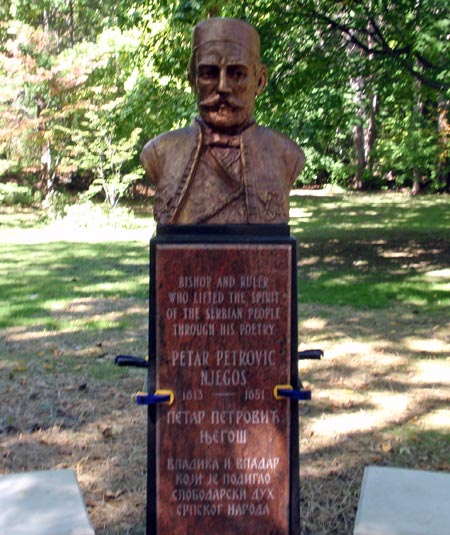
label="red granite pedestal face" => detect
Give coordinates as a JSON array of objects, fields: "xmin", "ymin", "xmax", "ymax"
[{"xmin": 154, "ymin": 244, "xmax": 292, "ymax": 535}]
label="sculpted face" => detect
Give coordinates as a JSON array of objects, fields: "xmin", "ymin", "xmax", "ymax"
[{"xmin": 191, "ymin": 42, "xmax": 267, "ymax": 133}]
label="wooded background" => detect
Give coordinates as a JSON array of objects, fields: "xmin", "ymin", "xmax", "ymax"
[{"xmin": 1, "ymin": 0, "xmax": 449, "ymax": 208}]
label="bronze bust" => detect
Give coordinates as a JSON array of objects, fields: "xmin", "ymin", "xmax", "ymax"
[{"xmin": 141, "ymin": 18, "xmax": 305, "ymax": 224}]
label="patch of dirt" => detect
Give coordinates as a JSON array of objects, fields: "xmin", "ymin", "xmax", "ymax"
[{"xmin": 1, "ymin": 298, "xmax": 449, "ymax": 535}]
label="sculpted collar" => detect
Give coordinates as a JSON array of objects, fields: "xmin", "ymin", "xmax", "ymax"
[{"xmin": 196, "ymin": 118, "xmax": 255, "ymax": 148}]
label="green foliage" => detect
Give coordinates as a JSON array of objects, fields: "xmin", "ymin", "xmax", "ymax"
[
  {"xmin": 0, "ymin": 159, "xmax": 18, "ymax": 175},
  {"xmin": 0, "ymin": 0, "xmax": 449, "ymax": 194},
  {"xmin": 0, "ymin": 181, "xmax": 36, "ymax": 205},
  {"xmin": 61, "ymin": 201, "xmax": 140, "ymax": 229},
  {"xmin": 63, "ymin": 112, "xmax": 143, "ymax": 207},
  {"xmin": 299, "ymin": 147, "xmax": 351, "ymax": 186},
  {"xmin": 41, "ymin": 189, "xmax": 71, "ymax": 219},
  {"xmin": 376, "ymin": 113, "xmax": 441, "ymax": 188}
]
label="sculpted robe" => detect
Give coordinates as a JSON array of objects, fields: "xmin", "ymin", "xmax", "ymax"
[{"xmin": 140, "ymin": 120, "xmax": 304, "ymax": 224}]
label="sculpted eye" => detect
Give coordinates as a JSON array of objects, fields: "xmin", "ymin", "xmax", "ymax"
[
  {"xmin": 229, "ymin": 66, "xmax": 247, "ymax": 81},
  {"xmin": 198, "ymin": 65, "xmax": 219, "ymax": 80}
]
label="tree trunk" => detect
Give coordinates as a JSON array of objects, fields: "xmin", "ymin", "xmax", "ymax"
[
  {"xmin": 353, "ymin": 122, "xmax": 365, "ymax": 189},
  {"xmin": 365, "ymin": 93, "xmax": 378, "ymax": 172},
  {"xmin": 43, "ymin": 8, "xmax": 50, "ymax": 35},
  {"xmin": 412, "ymin": 167, "xmax": 421, "ymax": 195},
  {"xmin": 412, "ymin": 81, "xmax": 423, "ymax": 194},
  {"xmin": 437, "ymin": 95, "xmax": 449, "ymax": 192},
  {"xmin": 68, "ymin": 0, "xmax": 75, "ymax": 47},
  {"xmin": 349, "ymin": 25, "xmax": 378, "ymax": 190}
]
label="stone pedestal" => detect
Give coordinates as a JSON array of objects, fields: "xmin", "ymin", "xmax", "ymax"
[{"xmin": 147, "ymin": 225, "xmax": 299, "ymax": 535}]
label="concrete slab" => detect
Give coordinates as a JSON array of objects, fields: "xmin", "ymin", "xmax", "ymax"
[
  {"xmin": 0, "ymin": 469, "xmax": 95, "ymax": 535},
  {"xmin": 354, "ymin": 465, "xmax": 450, "ymax": 535}
]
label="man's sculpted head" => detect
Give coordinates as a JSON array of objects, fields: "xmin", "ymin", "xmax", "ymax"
[
  {"xmin": 188, "ymin": 18, "xmax": 268, "ymax": 134},
  {"xmin": 140, "ymin": 17, "xmax": 305, "ymax": 225}
]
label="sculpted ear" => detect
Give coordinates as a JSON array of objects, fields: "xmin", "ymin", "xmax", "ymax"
[{"xmin": 255, "ymin": 63, "xmax": 268, "ymax": 95}]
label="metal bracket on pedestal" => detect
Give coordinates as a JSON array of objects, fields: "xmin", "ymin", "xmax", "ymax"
[
  {"xmin": 298, "ymin": 349, "xmax": 323, "ymax": 360},
  {"xmin": 273, "ymin": 384, "xmax": 311, "ymax": 401},
  {"xmin": 135, "ymin": 390, "xmax": 174, "ymax": 406},
  {"xmin": 115, "ymin": 355, "xmax": 149, "ymax": 368}
]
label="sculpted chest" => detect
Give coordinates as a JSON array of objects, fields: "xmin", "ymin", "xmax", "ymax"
[{"xmin": 141, "ymin": 124, "xmax": 301, "ymax": 225}]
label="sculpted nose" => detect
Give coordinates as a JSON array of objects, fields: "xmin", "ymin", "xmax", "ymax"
[{"xmin": 217, "ymin": 69, "xmax": 231, "ymax": 94}]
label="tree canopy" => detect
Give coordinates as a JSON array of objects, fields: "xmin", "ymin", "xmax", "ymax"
[{"xmin": 1, "ymin": 0, "xmax": 449, "ymax": 205}]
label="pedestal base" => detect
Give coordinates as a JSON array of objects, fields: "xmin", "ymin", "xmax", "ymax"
[
  {"xmin": 0, "ymin": 469, "xmax": 95, "ymax": 535},
  {"xmin": 354, "ymin": 465, "xmax": 450, "ymax": 535}
]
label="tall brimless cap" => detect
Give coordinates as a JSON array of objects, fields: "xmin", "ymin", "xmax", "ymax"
[{"xmin": 192, "ymin": 18, "xmax": 261, "ymax": 60}]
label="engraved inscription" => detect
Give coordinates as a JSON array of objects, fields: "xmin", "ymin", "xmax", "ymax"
[{"xmin": 155, "ymin": 244, "xmax": 292, "ymax": 535}]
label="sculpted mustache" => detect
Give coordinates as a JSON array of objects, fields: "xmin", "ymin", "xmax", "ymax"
[{"xmin": 199, "ymin": 95, "xmax": 245, "ymax": 109}]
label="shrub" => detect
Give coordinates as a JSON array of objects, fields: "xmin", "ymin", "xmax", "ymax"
[{"xmin": 0, "ymin": 182, "xmax": 36, "ymax": 206}]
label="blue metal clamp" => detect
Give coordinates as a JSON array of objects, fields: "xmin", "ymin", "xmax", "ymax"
[
  {"xmin": 135, "ymin": 389, "xmax": 174, "ymax": 406},
  {"xmin": 274, "ymin": 384, "xmax": 311, "ymax": 401}
]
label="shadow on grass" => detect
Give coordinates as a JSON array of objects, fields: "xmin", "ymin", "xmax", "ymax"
[
  {"xmin": 290, "ymin": 193, "xmax": 450, "ymax": 237},
  {"xmin": 298, "ymin": 239, "xmax": 449, "ymax": 308},
  {"xmin": 0, "ymin": 241, "xmax": 149, "ymax": 328},
  {"xmin": 291, "ymin": 194, "xmax": 450, "ymax": 312},
  {"xmin": 290, "ymin": 194, "xmax": 450, "ymax": 533}
]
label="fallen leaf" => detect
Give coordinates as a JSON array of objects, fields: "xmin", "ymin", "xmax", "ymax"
[
  {"xmin": 98, "ymin": 425, "xmax": 113, "ymax": 438},
  {"xmin": 104, "ymin": 489, "xmax": 125, "ymax": 500}
]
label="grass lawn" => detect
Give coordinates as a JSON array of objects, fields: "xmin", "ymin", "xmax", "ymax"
[
  {"xmin": 292, "ymin": 192, "xmax": 450, "ymax": 311},
  {"xmin": 1, "ymin": 192, "xmax": 449, "ymax": 535}
]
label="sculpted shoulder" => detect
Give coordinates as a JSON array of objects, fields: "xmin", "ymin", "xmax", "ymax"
[
  {"xmin": 244, "ymin": 124, "xmax": 305, "ymax": 185},
  {"xmin": 251, "ymin": 125, "xmax": 304, "ymax": 158},
  {"xmin": 140, "ymin": 124, "xmax": 201, "ymax": 185}
]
